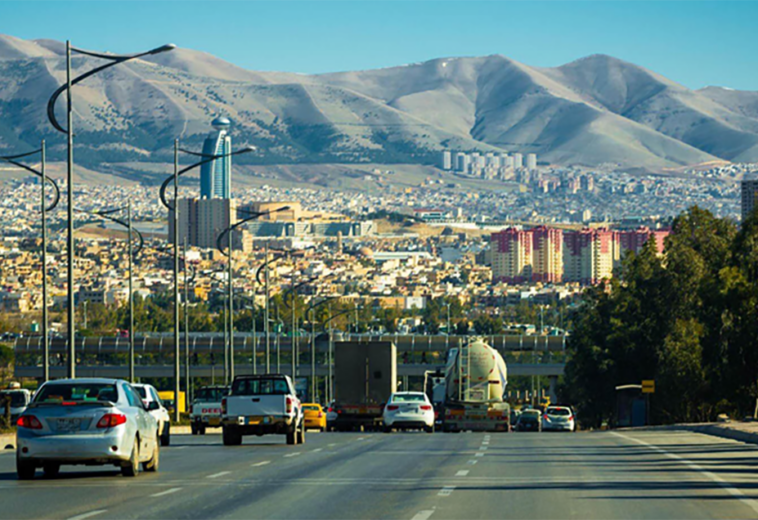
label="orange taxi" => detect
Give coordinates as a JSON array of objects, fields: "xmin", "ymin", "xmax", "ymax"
[{"xmin": 302, "ymin": 403, "xmax": 327, "ymax": 432}]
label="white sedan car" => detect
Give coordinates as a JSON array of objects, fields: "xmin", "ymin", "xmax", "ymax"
[
  {"xmin": 382, "ymin": 392, "xmax": 435, "ymax": 433},
  {"xmin": 541, "ymin": 406, "xmax": 576, "ymax": 432},
  {"xmin": 133, "ymin": 384, "xmax": 171, "ymax": 446}
]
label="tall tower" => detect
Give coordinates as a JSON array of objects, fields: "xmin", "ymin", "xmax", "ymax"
[{"xmin": 200, "ymin": 117, "xmax": 232, "ymax": 199}]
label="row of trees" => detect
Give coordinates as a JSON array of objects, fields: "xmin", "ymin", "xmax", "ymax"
[{"xmin": 561, "ymin": 207, "xmax": 758, "ymax": 427}]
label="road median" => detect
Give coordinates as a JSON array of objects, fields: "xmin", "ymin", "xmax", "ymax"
[{"xmin": 624, "ymin": 421, "xmax": 758, "ymax": 445}]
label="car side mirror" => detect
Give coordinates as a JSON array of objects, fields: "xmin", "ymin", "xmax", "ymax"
[{"xmin": 148, "ymin": 401, "xmax": 160, "ymax": 411}]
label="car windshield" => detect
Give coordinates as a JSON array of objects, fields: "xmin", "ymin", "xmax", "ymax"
[
  {"xmin": 392, "ymin": 394, "xmax": 425, "ymax": 402},
  {"xmin": 195, "ymin": 388, "xmax": 227, "ymax": 402},
  {"xmin": 34, "ymin": 383, "xmax": 118, "ymax": 404},
  {"xmin": 303, "ymin": 405, "xmax": 320, "ymax": 411},
  {"xmin": 1, "ymin": 391, "xmax": 27, "ymax": 407},
  {"xmin": 232, "ymin": 378, "xmax": 289, "ymax": 396},
  {"xmin": 135, "ymin": 387, "xmax": 148, "ymax": 399},
  {"xmin": 522, "ymin": 411, "xmax": 541, "ymax": 418},
  {"xmin": 547, "ymin": 408, "xmax": 571, "ymax": 416}
]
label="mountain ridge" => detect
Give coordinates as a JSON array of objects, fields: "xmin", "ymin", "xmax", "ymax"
[{"xmin": 0, "ymin": 34, "xmax": 756, "ymax": 175}]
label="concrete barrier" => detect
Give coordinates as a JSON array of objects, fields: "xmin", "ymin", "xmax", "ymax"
[{"xmin": 1, "ymin": 432, "xmax": 15, "ymax": 450}]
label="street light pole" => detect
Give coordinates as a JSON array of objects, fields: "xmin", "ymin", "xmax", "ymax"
[
  {"xmin": 184, "ymin": 237, "xmax": 191, "ymax": 408},
  {"xmin": 264, "ymin": 242, "xmax": 270, "ymax": 374},
  {"xmin": 310, "ymin": 307, "xmax": 316, "ymax": 402},
  {"xmin": 228, "ymin": 226, "xmax": 234, "ymax": 383},
  {"xmin": 173, "ymin": 140, "xmax": 180, "ymax": 423},
  {"xmin": 40, "ymin": 142, "xmax": 49, "ymax": 382},
  {"xmin": 127, "ymin": 200, "xmax": 134, "ymax": 383},
  {"xmin": 65, "ymin": 41, "xmax": 75, "ymax": 378}
]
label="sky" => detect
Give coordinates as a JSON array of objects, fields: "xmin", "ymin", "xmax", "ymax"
[{"xmin": 1, "ymin": 1, "xmax": 757, "ymax": 90}]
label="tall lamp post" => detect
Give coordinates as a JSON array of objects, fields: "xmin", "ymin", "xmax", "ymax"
[
  {"xmin": 216, "ymin": 207, "xmax": 289, "ymax": 383},
  {"xmin": 78, "ymin": 205, "xmax": 143, "ymax": 382},
  {"xmin": 47, "ymin": 41, "xmax": 175, "ymax": 379},
  {"xmin": 159, "ymin": 143, "xmax": 254, "ymax": 421},
  {"xmin": 306, "ymin": 296, "xmax": 340, "ymax": 403},
  {"xmin": 0, "ymin": 144, "xmax": 60, "ymax": 382}
]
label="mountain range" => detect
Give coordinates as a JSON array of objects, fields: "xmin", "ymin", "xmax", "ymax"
[{"xmin": 1, "ymin": 33, "xmax": 757, "ymax": 173}]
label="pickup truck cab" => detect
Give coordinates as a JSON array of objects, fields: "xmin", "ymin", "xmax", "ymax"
[
  {"xmin": 221, "ymin": 375, "xmax": 305, "ymax": 446},
  {"xmin": 191, "ymin": 385, "xmax": 228, "ymax": 435}
]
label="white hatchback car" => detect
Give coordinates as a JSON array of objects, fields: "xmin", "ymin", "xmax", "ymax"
[
  {"xmin": 541, "ymin": 406, "xmax": 576, "ymax": 432},
  {"xmin": 133, "ymin": 384, "xmax": 171, "ymax": 446},
  {"xmin": 382, "ymin": 392, "xmax": 434, "ymax": 433}
]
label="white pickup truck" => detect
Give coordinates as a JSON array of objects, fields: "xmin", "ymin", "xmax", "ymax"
[
  {"xmin": 221, "ymin": 375, "xmax": 305, "ymax": 446},
  {"xmin": 190, "ymin": 385, "xmax": 228, "ymax": 435}
]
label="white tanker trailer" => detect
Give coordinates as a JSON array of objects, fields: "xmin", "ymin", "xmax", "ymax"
[{"xmin": 442, "ymin": 339, "xmax": 511, "ymax": 432}]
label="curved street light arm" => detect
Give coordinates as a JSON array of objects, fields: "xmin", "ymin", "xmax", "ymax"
[
  {"xmin": 216, "ymin": 206, "xmax": 291, "ymax": 257},
  {"xmin": 306, "ymin": 295, "xmax": 342, "ymax": 315},
  {"xmin": 0, "ymin": 152, "xmax": 61, "ymax": 212},
  {"xmin": 47, "ymin": 44, "xmax": 175, "ymax": 134},
  {"xmin": 77, "ymin": 208, "xmax": 144, "ymax": 255},
  {"xmin": 255, "ymin": 253, "xmax": 286, "ymax": 285},
  {"xmin": 159, "ymin": 147, "xmax": 255, "ymax": 210}
]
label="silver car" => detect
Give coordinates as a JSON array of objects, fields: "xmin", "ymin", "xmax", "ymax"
[{"xmin": 16, "ymin": 378, "xmax": 160, "ymax": 480}]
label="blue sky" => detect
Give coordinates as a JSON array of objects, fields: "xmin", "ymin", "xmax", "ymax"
[{"xmin": 1, "ymin": 1, "xmax": 757, "ymax": 90}]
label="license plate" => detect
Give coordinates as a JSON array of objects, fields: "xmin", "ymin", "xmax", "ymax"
[
  {"xmin": 246, "ymin": 417, "xmax": 262, "ymax": 425},
  {"xmin": 57, "ymin": 418, "xmax": 80, "ymax": 432}
]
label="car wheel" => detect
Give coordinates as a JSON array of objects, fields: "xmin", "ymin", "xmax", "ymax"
[
  {"xmin": 161, "ymin": 424, "xmax": 171, "ymax": 447},
  {"xmin": 222, "ymin": 426, "xmax": 242, "ymax": 446},
  {"xmin": 143, "ymin": 436, "xmax": 160, "ymax": 472},
  {"xmin": 297, "ymin": 422, "xmax": 306, "ymax": 445},
  {"xmin": 43, "ymin": 462, "xmax": 60, "ymax": 478},
  {"xmin": 121, "ymin": 437, "xmax": 140, "ymax": 477},
  {"xmin": 424, "ymin": 425, "xmax": 434, "ymax": 433},
  {"xmin": 383, "ymin": 425, "xmax": 392, "ymax": 433},
  {"xmin": 16, "ymin": 455, "xmax": 35, "ymax": 480},
  {"xmin": 199, "ymin": 425, "xmax": 206, "ymax": 435}
]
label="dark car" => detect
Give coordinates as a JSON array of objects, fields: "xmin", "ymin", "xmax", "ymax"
[{"xmin": 516, "ymin": 409, "xmax": 542, "ymax": 432}]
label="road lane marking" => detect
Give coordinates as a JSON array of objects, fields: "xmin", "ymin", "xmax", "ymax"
[
  {"xmin": 456, "ymin": 470, "xmax": 469, "ymax": 477},
  {"xmin": 150, "ymin": 488, "xmax": 182, "ymax": 498},
  {"xmin": 251, "ymin": 461, "xmax": 271, "ymax": 467},
  {"xmin": 467, "ymin": 459, "xmax": 478, "ymax": 465},
  {"xmin": 475, "ymin": 452, "xmax": 484, "ymax": 457},
  {"xmin": 438, "ymin": 486, "xmax": 455, "ymax": 497},
  {"xmin": 206, "ymin": 471, "xmax": 231, "ymax": 479},
  {"xmin": 327, "ymin": 443, "xmax": 337, "ymax": 447},
  {"xmin": 66, "ymin": 511, "xmax": 107, "ymax": 520},
  {"xmin": 312, "ymin": 448, "xmax": 323, "ymax": 452},
  {"xmin": 171, "ymin": 446, "xmax": 188, "ymax": 450},
  {"xmin": 479, "ymin": 446, "xmax": 488, "ymax": 451},
  {"xmin": 612, "ymin": 432, "xmax": 758, "ymax": 515},
  {"xmin": 411, "ymin": 511, "xmax": 434, "ymax": 520},
  {"xmin": 284, "ymin": 452, "xmax": 302, "ymax": 458}
]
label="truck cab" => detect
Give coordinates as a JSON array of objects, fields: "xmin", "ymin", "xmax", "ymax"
[{"xmin": 221, "ymin": 375, "xmax": 304, "ymax": 446}]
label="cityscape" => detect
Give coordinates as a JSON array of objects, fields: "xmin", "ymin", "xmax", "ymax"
[{"xmin": 2, "ymin": 1, "xmax": 758, "ymax": 518}]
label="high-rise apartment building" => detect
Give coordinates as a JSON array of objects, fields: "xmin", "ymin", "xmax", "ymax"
[
  {"xmin": 200, "ymin": 117, "xmax": 233, "ymax": 199},
  {"xmin": 442, "ymin": 151, "xmax": 452, "ymax": 170},
  {"xmin": 741, "ymin": 179, "xmax": 758, "ymax": 222},
  {"xmin": 617, "ymin": 227, "xmax": 669, "ymax": 257},
  {"xmin": 526, "ymin": 153, "xmax": 537, "ymax": 170},
  {"xmin": 512, "ymin": 153, "xmax": 524, "ymax": 169},
  {"xmin": 563, "ymin": 228, "xmax": 617, "ymax": 284},
  {"xmin": 491, "ymin": 228, "xmax": 533, "ymax": 283},
  {"xmin": 170, "ymin": 198, "xmax": 238, "ymax": 250},
  {"xmin": 531, "ymin": 226, "xmax": 563, "ymax": 283}
]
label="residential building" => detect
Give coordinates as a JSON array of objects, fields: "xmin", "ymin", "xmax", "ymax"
[
  {"xmin": 531, "ymin": 226, "xmax": 563, "ymax": 283},
  {"xmin": 491, "ymin": 228, "xmax": 533, "ymax": 283}
]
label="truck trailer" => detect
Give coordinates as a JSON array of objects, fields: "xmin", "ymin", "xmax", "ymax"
[
  {"xmin": 442, "ymin": 339, "xmax": 511, "ymax": 432},
  {"xmin": 332, "ymin": 341, "xmax": 397, "ymax": 431}
]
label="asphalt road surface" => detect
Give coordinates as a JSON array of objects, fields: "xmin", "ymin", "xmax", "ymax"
[{"xmin": 1, "ymin": 429, "xmax": 758, "ymax": 519}]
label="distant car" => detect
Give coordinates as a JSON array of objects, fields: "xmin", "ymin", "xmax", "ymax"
[
  {"xmin": 542, "ymin": 406, "xmax": 576, "ymax": 432},
  {"xmin": 382, "ymin": 392, "xmax": 434, "ymax": 433},
  {"xmin": 191, "ymin": 385, "xmax": 228, "ymax": 435},
  {"xmin": 325, "ymin": 401, "xmax": 337, "ymax": 431},
  {"xmin": 302, "ymin": 403, "xmax": 327, "ymax": 432},
  {"xmin": 133, "ymin": 383, "xmax": 171, "ymax": 446},
  {"xmin": 0, "ymin": 388, "xmax": 32, "ymax": 422},
  {"xmin": 516, "ymin": 409, "xmax": 542, "ymax": 432},
  {"xmin": 15, "ymin": 378, "xmax": 159, "ymax": 480}
]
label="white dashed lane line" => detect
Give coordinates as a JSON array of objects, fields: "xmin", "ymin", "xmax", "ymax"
[
  {"xmin": 411, "ymin": 511, "xmax": 435, "ymax": 520},
  {"xmin": 66, "ymin": 510, "xmax": 107, "ymax": 520},
  {"xmin": 206, "ymin": 471, "xmax": 231, "ymax": 479},
  {"xmin": 475, "ymin": 452, "xmax": 484, "ymax": 457},
  {"xmin": 456, "ymin": 470, "xmax": 469, "ymax": 477},
  {"xmin": 284, "ymin": 452, "xmax": 302, "ymax": 458},
  {"xmin": 150, "ymin": 488, "xmax": 182, "ymax": 498},
  {"xmin": 467, "ymin": 459, "xmax": 478, "ymax": 465},
  {"xmin": 251, "ymin": 461, "xmax": 271, "ymax": 467},
  {"xmin": 312, "ymin": 448, "xmax": 323, "ymax": 452},
  {"xmin": 438, "ymin": 486, "xmax": 456, "ymax": 497}
]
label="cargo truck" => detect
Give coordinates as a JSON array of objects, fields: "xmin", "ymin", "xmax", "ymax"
[
  {"xmin": 442, "ymin": 339, "xmax": 511, "ymax": 432},
  {"xmin": 332, "ymin": 341, "xmax": 397, "ymax": 431}
]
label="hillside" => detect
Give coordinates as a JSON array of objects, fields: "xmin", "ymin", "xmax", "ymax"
[{"xmin": 1, "ymin": 34, "xmax": 757, "ymax": 176}]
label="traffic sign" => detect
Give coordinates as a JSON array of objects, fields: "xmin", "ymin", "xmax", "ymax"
[{"xmin": 642, "ymin": 380, "xmax": 655, "ymax": 394}]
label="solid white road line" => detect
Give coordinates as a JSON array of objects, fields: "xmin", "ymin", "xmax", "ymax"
[
  {"xmin": 66, "ymin": 510, "xmax": 107, "ymax": 520},
  {"xmin": 612, "ymin": 432, "xmax": 758, "ymax": 516},
  {"xmin": 411, "ymin": 511, "xmax": 435, "ymax": 520},
  {"xmin": 456, "ymin": 470, "xmax": 469, "ymax": 477},
  {"xmin": 206, "ymin": 471, "xmax": 231, "ymax": 479},
  {"xmin": 284, "ymin": 452, "xmax": 302, "ymax": 458},
  {"xmin": 251, "ymin": 461, "xmax": 271, "ymax": 467},
  {"xmin": 150, "ymin": 488, "xmax": 182, "ymax": 498},
  {"xmin": 438, "ymin": 486, "xmax": 456, "ymax": 497}
]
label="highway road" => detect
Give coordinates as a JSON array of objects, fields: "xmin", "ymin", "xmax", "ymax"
[{"xmin": 1, "ymin": 429, "xmax": 758, "ymax": 519}]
